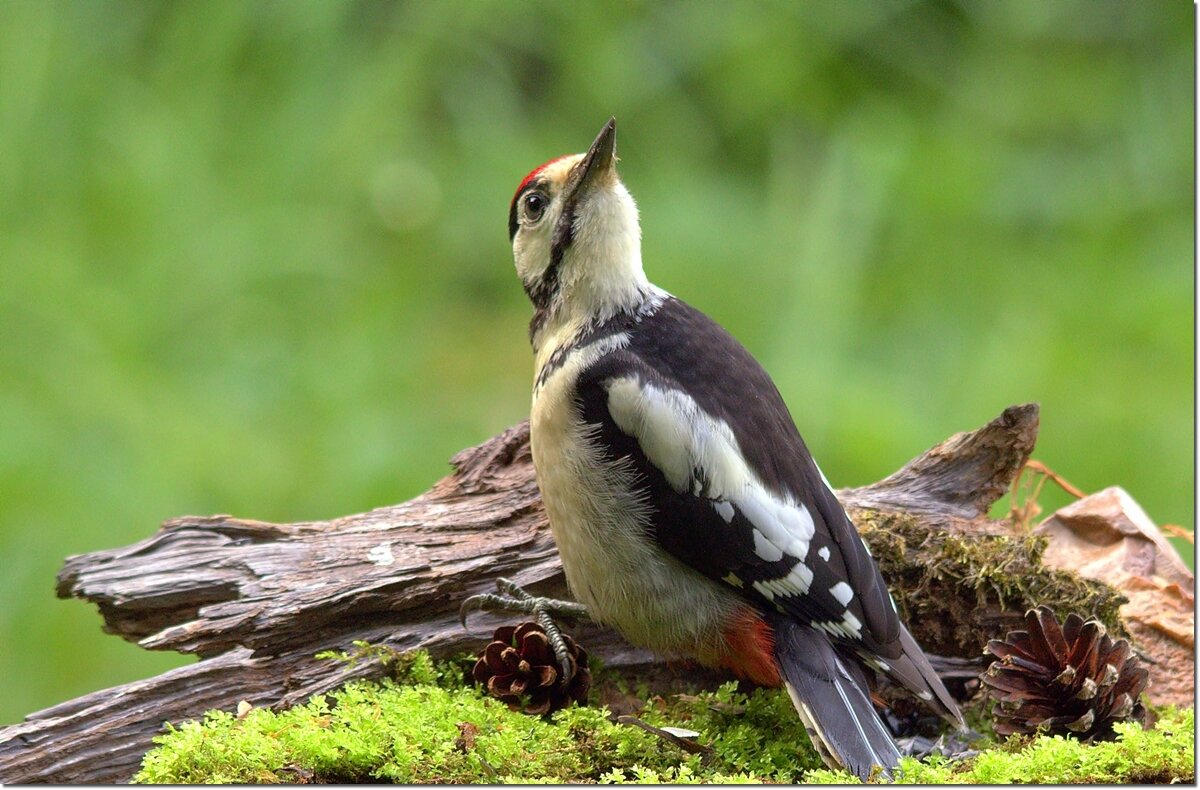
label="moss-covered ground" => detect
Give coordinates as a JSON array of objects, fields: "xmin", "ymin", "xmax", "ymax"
[{"xmin": 133, "ymin": 651, "xmax": 1193, "ymax": 784}]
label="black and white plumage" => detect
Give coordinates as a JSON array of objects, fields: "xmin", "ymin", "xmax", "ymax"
[{"xmin": 508, "ymin": 118, "xmax": 963, "ymax": 779}]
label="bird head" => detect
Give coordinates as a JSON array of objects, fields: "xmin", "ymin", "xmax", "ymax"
[{"xmin": 509, "ymin": 118, "xmax": 648, "ymax": 344}]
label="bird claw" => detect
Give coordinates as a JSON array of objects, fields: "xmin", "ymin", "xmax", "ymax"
[{"xmin": 459, "ymin": 578, "xmax": 589, "ymax": 684}]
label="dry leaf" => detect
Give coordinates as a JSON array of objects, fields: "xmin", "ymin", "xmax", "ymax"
[{"xmin": 1035, "ymin": 486, "xmax": 1194, "ymax": 706}]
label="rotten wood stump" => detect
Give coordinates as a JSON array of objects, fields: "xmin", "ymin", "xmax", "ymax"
[{"xmin": 0, "ymin": 403, "xmax": 1154, "ymax": 784}]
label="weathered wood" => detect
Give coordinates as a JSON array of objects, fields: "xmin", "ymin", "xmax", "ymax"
[
  {"xmin": 853, "ymin": 403, "xmax": 1040, "ymax": 518},
  {"xmin": 3, "ymin": 403, "xmax": 1124, "ymax": 785}
]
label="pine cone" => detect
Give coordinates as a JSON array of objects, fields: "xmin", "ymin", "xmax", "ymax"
[
  {"xmin": 982, "ymin": 606, "xmax": 1148, "ymax": 740},
  {"xmin": 471, "ymin": 622, "xmax": 590, "ymax": 715}
]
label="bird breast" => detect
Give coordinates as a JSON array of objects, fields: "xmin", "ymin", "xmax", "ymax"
[{"xmin": 530, "ymin": 342, "xmax": 744, "ymax": 663}]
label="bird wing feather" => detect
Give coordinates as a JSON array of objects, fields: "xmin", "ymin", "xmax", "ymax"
[{"xmin": 571, "ymin": 297, "xmax": 901, "ymax": 656}]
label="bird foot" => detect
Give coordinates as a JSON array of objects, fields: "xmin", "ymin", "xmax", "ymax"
[{"xmin": 460, "ymin": 578, "xmax": 589, "ymax": 683}]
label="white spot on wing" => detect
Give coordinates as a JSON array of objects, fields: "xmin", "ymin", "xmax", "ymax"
[
  {"xmin": 753, "ymin": 529, "xmax": 784, "ymax": 562},
  {"xmin": 785, "ymin": 538, "xmax": 809, "ymax": 561},
  {"xmin": 767, "ymin": 577, "xmax": 795, "ymax": 598},
  {"xmin": 713, "ymin": 500, "xmax": 735, "ymax": 523},
  {"xmin": 785, "ymin": 562, "xmax": 813, "ymax": 594},
  {"xmin": 722, "ymin": 572, "xmax": 744, "ymax": 588},
  {"xmin": 817, "ymin": 621, "xmax": 845, "ymax": 638},
  {"xmin": 830, "ymin": 581, "xmax": 854, "ymax": 607},
  {"xmin": 367, "ymin": 543, "xmax": 394, "ymax": 567},
  {"xmin": 818, "ymin": 546, "xmax": 831, "ymax": 561},
  {"xmin": 841, "ymin": 611, "xmax": 863, "ymax": 637},
  {"xmin": 752, "ymin": 581, "xmax": 775, "ymax": 601}
]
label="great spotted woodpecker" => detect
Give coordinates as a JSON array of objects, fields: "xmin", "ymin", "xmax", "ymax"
[{"xmin": 500, "ymin": 118, "xmax": 962, "ymax": 778}]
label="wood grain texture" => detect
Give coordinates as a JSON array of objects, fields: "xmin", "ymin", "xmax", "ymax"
[{"xmin": 3, "ymin": 404, "xmax": 1099, "ymax": 784}]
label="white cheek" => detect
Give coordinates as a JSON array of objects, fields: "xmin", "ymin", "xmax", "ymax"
[{"xmin": 514, "ymin": 206, "xmax": 571, "ymax": 288}]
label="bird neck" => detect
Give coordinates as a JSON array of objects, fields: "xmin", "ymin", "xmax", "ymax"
[
  {"xmin": 529, "ymin": 225, "xmax": 650, "ymax": 353},
  {"xmin": 529, "ymin": 275, "xmax": 665, "ymax": 362}
]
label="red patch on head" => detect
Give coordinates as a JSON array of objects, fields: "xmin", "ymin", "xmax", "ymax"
[
  {"xmin": 720, "ymin": 609, "xmax": 781, "ymax": 687},
  {"xmin": 511, "ymin": 155, "xmax": 570, "ymax": 208}
]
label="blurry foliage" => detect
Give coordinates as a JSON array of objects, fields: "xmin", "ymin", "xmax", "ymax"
[{"xmin": 0, "ymin": 0, "xmax": 1191, "ymax": 725}]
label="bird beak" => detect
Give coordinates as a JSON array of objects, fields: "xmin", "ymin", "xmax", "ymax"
[{"xmin": 565, "ymin": 117, "xmax": 617, "ymax": 204}]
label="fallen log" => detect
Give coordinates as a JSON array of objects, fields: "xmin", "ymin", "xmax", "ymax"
[{"xmin": 0, "ymin": 403, "xmax": 1168, "ymax": 784}]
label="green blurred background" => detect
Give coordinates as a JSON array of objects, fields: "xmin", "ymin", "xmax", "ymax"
[{"xmin": 0, "ymin": 0, "xmax": 1192, "ymax": 725}]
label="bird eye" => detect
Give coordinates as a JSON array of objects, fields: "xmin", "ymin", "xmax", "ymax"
[{"xmin": 523, "ymin": 192, "xmax": 548, "ymax": 223}]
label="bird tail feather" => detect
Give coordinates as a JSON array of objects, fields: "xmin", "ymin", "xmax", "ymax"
[
  {"xmin": 771, "ymin": 616, "xmax": 901, "ymax": 780},
  {"xmin": 874, "ymin": 624, "xmax": 966, "ymax": 729}
]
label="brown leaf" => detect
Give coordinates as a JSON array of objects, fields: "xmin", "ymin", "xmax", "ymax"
[
  {"xmin": 454, "ymin": 721, "xmax": 478, "ymax": 752},
  {"xmin": 1035, "ymin": 486, "xmax": 1194, "ymax": 707}
]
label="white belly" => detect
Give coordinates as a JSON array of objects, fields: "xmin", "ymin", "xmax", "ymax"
[{"xmin": 530, "ymin": 353, "xmax": 741, "ymax": 663}]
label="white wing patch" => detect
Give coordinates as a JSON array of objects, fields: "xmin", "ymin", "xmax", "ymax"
[
  {"xmin": 784, "ymin": 561, "xmax": 814, "ymax": 594},
  {"xmin": 812, "ymin": 610, "xmax": 864, "ymax": 641},
  {"xmin": 753, "ymin": 529, "xmax": 784, "ymax": 562},
  {"xmin": 606, "ymin": 375, "xmax": 817, "ymax": 568},
  {"xmin": 607, "ymin": 377, "xmax": 748, "ymax": 495},
  {"xmin": 752, "ymin": 580, "xmax": 775, "ymax": 601},
  {"xmin": 830, "ymin": 581, "xmax": 854, "ymax": 607}
]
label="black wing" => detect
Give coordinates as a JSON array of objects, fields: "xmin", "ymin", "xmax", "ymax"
[{"xmin": 572, "ymin": 297, "xmax": 901, "ymax": 656}]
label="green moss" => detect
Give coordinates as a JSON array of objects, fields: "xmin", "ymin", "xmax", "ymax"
[
  {"xmin": 853, "ymin": 510, "xmax": 1128, "ymax": 657},
  {"xmin": 616, "ymin": 680, "xmax": 825, "ymax": 781},
  {"xmin": 133, "ymin": 661, "xmax": 814, "ymax": 784},
  {"xmin": 805, "ymin": 709, "xmax": 1194, "ymax": 784},
  {"xmin": 598, "ymin": 765, "xmax": 763, "ymax": 783},
  {"xmin": 134, "ymin": 652, "xmax": 1192, "ymax": 784}
]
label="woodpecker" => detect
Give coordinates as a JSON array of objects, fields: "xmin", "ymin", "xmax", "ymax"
[{"xmin": 501, "ymin": 118, "xmax": 962, "ymax": 778}]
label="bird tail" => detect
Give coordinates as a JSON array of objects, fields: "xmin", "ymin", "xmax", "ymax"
[
  {"xmin": 871, "ymin": 624, "xmax": 966, "ymax": 730},
  {"xmin": 770, "ymin": 615, "xmax": 901, "ymax": 780}
]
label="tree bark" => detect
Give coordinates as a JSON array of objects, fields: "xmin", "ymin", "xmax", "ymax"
[{"xmin": 0, "ymin": 403, "xmax": 1131, "ymax": 784}]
